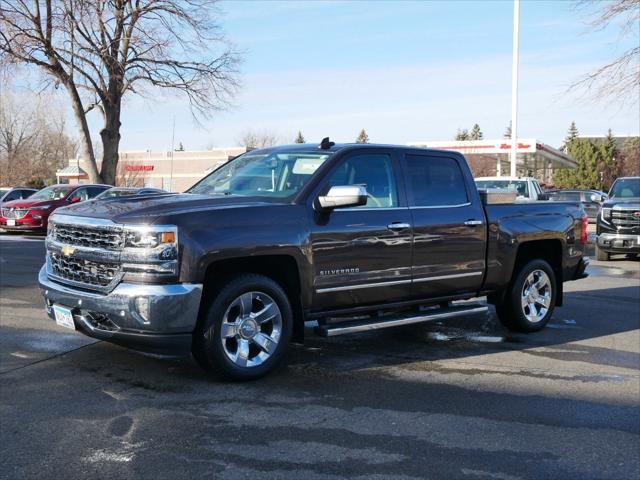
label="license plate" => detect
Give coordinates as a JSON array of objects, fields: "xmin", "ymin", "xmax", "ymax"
[
  {"xmin": 53, "ymin": 305, "xmax": 75, "ymax": 330},
  {"xmin": 6, "ymin": 219, "xmax": 15, "ymax": 226}
]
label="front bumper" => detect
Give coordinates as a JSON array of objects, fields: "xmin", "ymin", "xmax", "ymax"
[
  {"xmin": 596, "ymin": 232, "xmax": 640, "ymax": 254},
  {"xmin": 0, "ymin": 217, "xmax": 45, "ymax": 231},
  {"xmin": 39, "ymin": 265, "xmax": 202, "ymax": 356}
]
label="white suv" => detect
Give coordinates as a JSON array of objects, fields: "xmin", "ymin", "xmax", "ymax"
[{"xmin": 474, "ymin": 177, "xmax": 548, "ymax": 203}]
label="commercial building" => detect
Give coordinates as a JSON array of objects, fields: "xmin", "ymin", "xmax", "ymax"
[
  {"xmin": 407, "ymin": 139, "xmax": 576, "ymax": 184},
  {"xmin": 57, "ymin": 147, "xmax": 247, "ymax": 192}
]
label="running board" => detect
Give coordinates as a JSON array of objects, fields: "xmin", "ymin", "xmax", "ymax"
[{"xmin": 315, "ymin": 303, "xmax": 488, "ymax": 337}]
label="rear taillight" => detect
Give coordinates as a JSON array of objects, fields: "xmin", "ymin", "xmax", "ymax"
[{"xmin": 581, "ymin": 215, "xmax": 588, "ymax": 244}]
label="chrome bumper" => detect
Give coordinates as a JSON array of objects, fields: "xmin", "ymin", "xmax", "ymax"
[
  {"xmin": 597, "ymin": 232, "xmax": 640, "ymax": 252},
  {"xmin": 39, "ymin": 265, "xmax": 202, "ymax": 355}
]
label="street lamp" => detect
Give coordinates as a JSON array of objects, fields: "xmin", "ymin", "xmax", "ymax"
[{"xmin": 510, "ymin": 0, "xmax": 520, "ymax": 178}]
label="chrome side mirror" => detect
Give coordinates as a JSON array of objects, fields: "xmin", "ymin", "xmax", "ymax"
[
  {"xmin": 318, "ymin": 185, "xmax": 367, "ymax": 210},
  {"xmin": 590, "ymin": 193, "xmax": 604, "ymax": 203}
]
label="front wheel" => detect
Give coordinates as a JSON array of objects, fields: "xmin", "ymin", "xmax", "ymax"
[
  {"xmin": 495, "ymin": 259, "xmax": 557, "ymax": 332},
  {"xmin": 192, "ymin": 274, "xmax": 293, "ymax": 380}
]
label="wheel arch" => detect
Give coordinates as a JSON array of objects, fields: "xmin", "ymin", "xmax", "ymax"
[{"xmin": 199, "ymin": 255, "xmax": 305, "ymax": 342}]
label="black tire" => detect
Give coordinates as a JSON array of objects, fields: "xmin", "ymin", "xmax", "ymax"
[
  {"xmin": 495, "ymin": 259, "xmax": 557, "ymax": 333},
  {"xmin": 192, "ymin": 273, "xmax": 293, "ymax": 380},
  {"xmin": 596, "ymin": 245, "xmax": 610, "ymax": 261}
]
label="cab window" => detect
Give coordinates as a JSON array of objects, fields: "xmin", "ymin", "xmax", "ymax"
[
  {"xmin": 325, "ymin": 153, "xmax": 398, "ymax": 208},
  {"xmin": 405, "ymin": 155, "xmax": 468, "ymax": 207}
]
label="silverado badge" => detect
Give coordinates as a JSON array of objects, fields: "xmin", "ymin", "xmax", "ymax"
[{"xmin": 61, "ymin": 245, "xmax": 75, "ymax": 257}]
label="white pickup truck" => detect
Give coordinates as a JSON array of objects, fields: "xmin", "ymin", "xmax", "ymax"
[{"xmin": 475, "ymin": 177, "xmax": 549, "ymax": 203}]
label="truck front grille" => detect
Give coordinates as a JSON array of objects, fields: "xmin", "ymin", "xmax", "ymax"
[
  {"xmin": 52, "ymin": 223, "xmax": 124, "ymax": 250},
  {"xmin": 611, "ymin": 210, "xmax": 640, "ymax": 229},
  {"xmin": 50, "ymin": 252, "xmax": 120, "ymax": 287},
  {"xmin": 2, "ymin": 208, "xmax": 28, "ymax": 219}
]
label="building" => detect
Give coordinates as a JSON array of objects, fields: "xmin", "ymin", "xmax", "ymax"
[
  {"xmin": 57, "ymin": 147, "xmax": 248, "ymax": 191},
  {"xmin": 406, "ymin": 139, "xmax": 576, "ymax": 184}
]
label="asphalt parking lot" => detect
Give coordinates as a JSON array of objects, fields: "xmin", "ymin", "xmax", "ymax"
[{"xmin": 1, "ymin": 234, "xmax": 639, "ymax": 480}]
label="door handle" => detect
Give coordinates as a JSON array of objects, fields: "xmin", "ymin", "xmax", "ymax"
[
  {"xmin": 464, "ymin": 220, "xmax": 483, "ymax": 226},
  {"xmin": 387, "ymin": 222, "xmax": 411, "ymax": 231}
]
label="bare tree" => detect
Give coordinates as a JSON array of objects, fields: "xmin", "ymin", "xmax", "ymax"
[
  {"xmin": 569, "ymin": 0, "xmax": 640, "ymax": 107},
  {"xmin": 237, "ymin": 130, "xmax": 279, "ymax": 150},
  {"xmin": 0, "ymin": 0, "xmax": 240, "ymax": 185},
  {"xmin": 0, "ymin": 89, "xmax": 76, "ymax": 186}
]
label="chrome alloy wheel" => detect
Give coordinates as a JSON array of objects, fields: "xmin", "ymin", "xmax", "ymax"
[
  {"xmin": 520, "ymin": 269, "xmax": 552, "ymax": 323},
  {"xmin": 220, "ymin": 291, "xmax": 282, "ymax": 368}
]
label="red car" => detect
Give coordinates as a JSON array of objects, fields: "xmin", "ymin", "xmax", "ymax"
[{"xmin": 0, "ymin": 184, "xmax": 110, "ymax": 232}]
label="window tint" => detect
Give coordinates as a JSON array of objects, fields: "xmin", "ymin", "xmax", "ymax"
[
  {"xmin": 87, "ymin": 187, "xmax": 107, "ymax": 198},
  {"xmin": 552, "ymin": 191, "xmax": 581, "ymax": 202},
  {"xmin": 405, "ymin": 155, "xmax": 468, "ymax": 207},
  {"xmin": 73, "ymin": 188, "xmax": 90, "ymax": 201},
  {"xmin": 4, "ymin": 191, "xmax": 20, "ymax": 201},
  {"xmin": 326, "ymin": 153, "xmax": 398, "ymax": 208}
]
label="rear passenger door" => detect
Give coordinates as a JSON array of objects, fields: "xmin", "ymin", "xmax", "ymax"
[{"xmin": 401, "ymin": 152, "xmax": 486, "ymax": 299}]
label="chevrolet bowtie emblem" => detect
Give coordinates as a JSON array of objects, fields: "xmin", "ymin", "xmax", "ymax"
[{"xmin": 61, "ymin": 245, "xmax": 75, "ymax": 256}]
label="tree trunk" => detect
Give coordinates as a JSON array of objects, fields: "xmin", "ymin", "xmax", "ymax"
[
  {"xmin": 66, "ymin": 81, "xmax": 101, "ymax": 184},
  {"xmin": 99, "ymin": 102, "xmax": 121, "ymax": 186}
]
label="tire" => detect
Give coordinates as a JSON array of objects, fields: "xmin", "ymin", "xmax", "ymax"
[
  {"xmin": 495, "ymin": 259, "xmax": 557, "ymax": 333},
  {"xmin": 192, "ymin": 273, "xmax": 293, "ymax": 380},
  {"xmin": 596, "ymin": 245, "xmax": 610, "ymax": 261}
]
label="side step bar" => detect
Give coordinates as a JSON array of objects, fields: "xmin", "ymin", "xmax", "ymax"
[{"xmin": 315, "ymin": 303, "xmax": 488, "ymax": 337}]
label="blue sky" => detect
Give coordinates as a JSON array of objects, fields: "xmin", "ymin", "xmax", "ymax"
[{"xmin": 107, "ymin": 0, "xmax": 639, "ymax": 150}]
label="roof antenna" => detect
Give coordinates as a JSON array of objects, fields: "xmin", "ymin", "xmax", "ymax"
[{"xmin": 319, "ymin": 137, "xmax": 335, "ymax": 150}]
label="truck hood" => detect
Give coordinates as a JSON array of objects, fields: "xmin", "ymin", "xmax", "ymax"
[
  {"xmin": 602, "ymin": 198, "xmax": 640, "ymax": 209},
  {"xmin": 53, "ymin": 193, "xmax": 279, "ymax": 224}
]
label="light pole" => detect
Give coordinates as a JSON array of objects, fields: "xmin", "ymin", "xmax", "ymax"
[{"xmin": 510, "ymin": 0, "xmax": 520, "ymax": 178}]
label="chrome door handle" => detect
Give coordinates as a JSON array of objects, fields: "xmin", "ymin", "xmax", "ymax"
[
  {"xmin": 464, "ymin": 220, "xmax": 483, "ymax": 226},
  {"xmin": 387, "ymin": 222, "xmax": 411, "ymax": 231}
]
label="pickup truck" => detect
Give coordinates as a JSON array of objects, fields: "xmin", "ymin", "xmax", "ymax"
[
  {"xmin": 38, "ymin": 141, "xmax": 589, "ymax": 380},
  {"xmin": 595, "ymin": 176, "xmax": 640, "ymax": 261},
  {"xmin": 474, "ymin": 176, "xmax": 548, "ymax": 202}
]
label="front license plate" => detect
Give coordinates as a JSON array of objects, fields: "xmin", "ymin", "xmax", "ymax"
[
  {"xmin": 6, "ymin": 219, "xmax": 15, "ymax": 226},
  {"xmin": 53, "ymin": 305, "xmax": 76, "ymax": 330}
]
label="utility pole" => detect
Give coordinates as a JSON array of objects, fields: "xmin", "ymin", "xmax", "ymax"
[
  {"xmin": 510, "ymin": 0, "xmax": 520, "ymax": 178},
  {"xmin": 169, "ymin": 116, "xmax": 176, "ymax": 192}
]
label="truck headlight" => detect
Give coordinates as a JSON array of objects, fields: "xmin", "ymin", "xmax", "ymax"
[
  {"xmin": 601, "ymin": 208, "xmax": 612, "ymax": 222},
  {"xmin": 124, "ymin": 225, "xmax": 177, "ymax": 249}
]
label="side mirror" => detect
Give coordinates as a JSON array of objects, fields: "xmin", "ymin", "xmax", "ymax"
[
  {"xmin": 69, "ymin": 196, "xmax": 81, "ymax": 204},
  {"xmin": 318, "ymin": 185, "xmax": 367, "ymax": 210},
  {"xmin": 590, "ymin": 193, "xmax": 604, "ymax": 203}
]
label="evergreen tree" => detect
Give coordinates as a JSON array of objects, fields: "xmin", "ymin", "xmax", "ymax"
[
  {"xmin": 554, "ymin": 139, "xmax": 602, "ymax": 190},
  {"xmin": 455, "ymin": 129, "xmax": 470, "ymax": 141},
  {"xmin": 356, "ymin": 129, "xmax": 369, "ymax": 144},
  {"xmin": 176, "ymin": 142, "xmax": 185, "ymax": 151},
  {"xmin": 470, "ymin": 124, "xmax": 483, "ymax": 140},
  {"xmin": 599, "ymin": 129, "xmax": 619, "ymax": 189},
  {"xmin": 562, "ymin": 121, "xmax": 579, "ymax": 151},
  {"xmin": 504, "ymin": 121, "xmax": 512, "ymax": 139},
  {"xmin": 294, "ymin": 131, "xmax": 305, "ymax": 143}
]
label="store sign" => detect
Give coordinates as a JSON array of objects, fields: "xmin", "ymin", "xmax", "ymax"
[{"xmin": 124, "ymin": 165, "xmax": 154, "ymax": 172}]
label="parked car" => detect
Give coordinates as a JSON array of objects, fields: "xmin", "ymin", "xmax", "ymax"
[
  {"xmin": 0, "ymin": 184, "xmax": 110, "ymax": 232},
  {"xmin": 547, "ymin": 189, "xmax": 608, "ymax": 223},
  {"xmin": 95, "ymin": 187, "xmax": 168, "ymax": 199},
  {"xmin": 39, "ymin": 141, "xmax": 588, "ymax": 380},
  {"xmin": 474, "ymin": 176, "xmax": 549, "ymax": 202},
  {"xmin": 596, "ymin": 176, "xmax": 640, "ymax": 261},
  {"xmin": 0, "ymin": 187, "xmax": 37, "ymax": 206}
]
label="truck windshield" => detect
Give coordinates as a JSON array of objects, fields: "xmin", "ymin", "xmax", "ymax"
[
  {"xmin": 475, "ymin": 180, "xmax": 529, "ymax": 197},
  {"xmin": 188, "ymin": 151, "xmax": 332, "ymax": 198},
  {"xmin": 609, "ymin": 178, "xmax": 640, "ymax": 198}
]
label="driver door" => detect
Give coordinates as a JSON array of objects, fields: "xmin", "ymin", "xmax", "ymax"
[{"xmin": 308, "ymin": 149, "xmax": 413, "ymax": 310}]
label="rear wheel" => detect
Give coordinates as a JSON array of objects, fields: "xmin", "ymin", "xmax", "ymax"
[
  {"xmin": 192, "ymin": 274, "xmax": 293, "ymax": 380},
  {"xmin": 596, "ymin": 245, "xmax": 610, "ymax": 261},
  {"xmin": 496, "ymin": 259, "xmax": 556, "ymax": 332}
]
